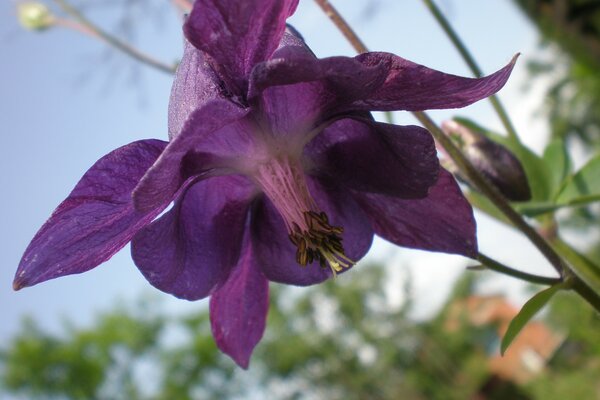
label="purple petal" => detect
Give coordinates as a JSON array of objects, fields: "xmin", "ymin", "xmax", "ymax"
[
  {"xmin": 253, "ymin": 177, "xmax": 374, "ymax": 286},
  {"xmin": 168, "ymin": 39, "xmax": 223, "ymax": 140},
  {"xmin": 250, "ymin": 50, "xmax": 516, "ymax": 114},
  {"xmin": 306, "ymin": 118, "xmax": 439, "ymax": 198},
  {"xmin": 210, "ymin": 235, "xmax": 269, "ymax": 369},
  {"xmin": 184, "ymin": 0, "xmax": 299, "ymax": 95},
  {"xmin": 353, "ymin": 169, "xmax": 477, "ymax": 258},
  {"xmin": 133, "ymin": 100, "xmax": 249, "ymax": 213},
  {"xmin": 277, "ymin": 27, "xmax": 307, "ymax": 49},
  {"xmin": 14, "ymin": 140, "xmax": 168, "ymax": 290},
  {"xmin": 131, "ymin": 175, "xmax": 256, "ymax": 301},
  {"xmin": 352, "ymin": 52, "xmax": 518, "ymax": 111},
  {"xmin": 249, "ymin": 46, "xmax": 386, "ymax": 129}
]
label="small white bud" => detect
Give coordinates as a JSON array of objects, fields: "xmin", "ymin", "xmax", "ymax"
[{"xmin": 17, "ymin": 2, "xmax": 54, "ymax": 31}]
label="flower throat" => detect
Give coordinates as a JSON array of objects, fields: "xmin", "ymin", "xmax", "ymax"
[{"xmin": 253, "ymin": 156, "xmax": 353, "ymax": 276}]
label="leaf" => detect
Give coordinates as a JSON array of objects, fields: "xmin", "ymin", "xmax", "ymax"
[
  {"xmin": 453, "ymin": 117, "xmax": 552, "ymax": 202},
  {"xmin": 501, "ymin": 282, "xmax": 565, "ymax": 356},
  {"xmin": 543, "ymin": 139, "xmax": 572, "ymax": 197},
  {"xmin": 556, "ymin": 154, "xmax": 600, "ymax": 204}
]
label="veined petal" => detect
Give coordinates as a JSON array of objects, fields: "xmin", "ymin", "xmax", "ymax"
[
  {"xmin": 210, "ymin": 235, "xmax": 269, "ymax": 369},
  {"xmin": 353, "ymin": 169, "xmax": 477, "ymax": 258},
  {"xmin": 254, "ymin": 177, "xmax": 374, "ymax": 286},
  {"xmin": 168, "ymin": 39, "xmax": 223, "ymax": 140},
  {"xmin": 351, "ymin": 52, "xmax": 518, "ymax": 112},
  {"xmin": 184, "ymin": 0, "xmax": 299, "ymax": 95},
  {"xmin": 250, "ymin": 50, "xmax": 516, "ymax": 114},
  {"xmin": 249, "ymin": 46, "xmax": 386, "ymax": 132},
  {"xmin": 14, "ymin": 140, "xmax": 168, "ymax": 290},
  {"xmin": 131, "ymin": 175, "xmax": 256, "ymax": 301},
  {"xmin": 306, "ymin": 118, "xmax": 439, "ymax": 198},
  {"xmin": 133, "ymin": 100, "xmax": 249, "ymax": 213}
]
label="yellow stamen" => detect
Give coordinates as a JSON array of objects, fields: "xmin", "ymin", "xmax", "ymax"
[{"xmin": 289, "ymin": 211, "xmax": 354, "ymax": 277}]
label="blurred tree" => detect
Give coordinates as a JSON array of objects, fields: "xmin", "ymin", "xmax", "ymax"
[
  {"xmin": 3, "ymin": 265, "xmax": 597, "ymax": 399},
  {"xmin": 525, "ymin": 291, "xmax": 600, "ymax": 398}
]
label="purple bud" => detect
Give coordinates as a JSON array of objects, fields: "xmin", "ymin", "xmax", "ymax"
[{"xmin": 442, "ymin": 120, "xmax": 531, "ymax": 202}]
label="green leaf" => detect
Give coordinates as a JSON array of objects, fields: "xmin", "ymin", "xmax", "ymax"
[
  {"xmin": 556, "ymin": 154, "xmax": 600, "ymax": 204},
  {"xmin": 453, "ymin": 117, "xmax": 552, "ymax": 202},
  {"xmin": 501, "ymin": 282, "xmax": 566, "ymax": 356},
  {"xmin": 543, "ymin": 139, "xmax": 572, "ymax": 197}
]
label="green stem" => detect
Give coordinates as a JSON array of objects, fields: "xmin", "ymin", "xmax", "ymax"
[
  {"xmin": 572, "ymin": 279, "xmax": 600, "ymax": 312},
  {"xmin": 53, "ymin": 0, "xmax": 177, "ymax": 75},
  {"xmin": 550, "ymin": 237, "xmax": 600, "ymax": 298},
  {"xmin": 313, "ymin": 0, "xmax": 369, "ymax": 53},
  {"xmin": 420, "ymin": 0, "xmax": 521, "ymax": 144},
  {"xmin": 477, "ymin": 253, "xmax": 561, "ymax": 286}
]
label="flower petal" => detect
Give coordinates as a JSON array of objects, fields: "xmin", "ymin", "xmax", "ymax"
[
  {"xmin": 351, "ymin": 52, "xmax": 518, "ymax": 111},
  {"xmin": 250, "ymin": 50, "xmax": 516, "ymax": 114},
  {"xmin": 184, "ymin": 0, "xmax": 299, "ymax": 95},
  {"xmin": 168, "ymin": 39, "xmax": 223, "ymax": 140},
  {"xmin": 253, "ymin": 177, "xmax": 374, "ymax": 286},
  {"xmin": 210, "ymin": 235, "xmax": 269, "ymax": 369},
  {"xmin": 133, "ymin": 100, "xmax": 249, "ymax": 213},
  {"xmin": 306, "ymin": 118, "xmax": 439, "ymax": 198},
  {"xmin": 14, "ymin": 140, "xmax": 168, "ymax": 290},
  {"xmin": 249, "ymin": 46, "xmax": 386, "ymax": 133},
  {"xmin": 353, "ymin": 169, "xmax": 477, "ymax": 258},
  {"xmin": 131, "ymin": 175, "xmax": 256, "ymax": 301}
]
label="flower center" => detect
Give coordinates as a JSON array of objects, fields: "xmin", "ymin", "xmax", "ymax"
[{"xmin": 253, "ymin": 156, "xmax": 353, "ymax": 276}]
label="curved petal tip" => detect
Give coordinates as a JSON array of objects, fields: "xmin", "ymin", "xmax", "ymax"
[{"xmin": 12, "ymin": 277, "xmax": 25, "ymax": 291}]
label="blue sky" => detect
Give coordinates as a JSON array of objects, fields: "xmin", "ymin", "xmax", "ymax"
[{"xmin": 0, "ymin": 0, "xmax": 553, "ymax": 340}]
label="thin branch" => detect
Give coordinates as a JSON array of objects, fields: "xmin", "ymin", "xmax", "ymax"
[
  {"xmin": 313, "ymin": 0, "xmax": 368, "ymax": 53},
  {"xmin": 476, "ymin": 253, "xmax": 561, "ymax": 286},
  {"xmin": 421, "ymin": 0, "xmax": 521, "ymax": 144},
  {"xmin": 53, "ymin": 0, "xmax": 177, "ymax": 75}
]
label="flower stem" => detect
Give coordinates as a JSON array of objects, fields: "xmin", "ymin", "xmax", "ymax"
[
  {"xmin": 52, "ymin": 0, "xmax": 177, "ymax": 75},
  {"xmin": 313, "ymin": 0, "xmax": 368, "ymax": 53},
  {"xmin": 420, "ymin": 0, "xmax": 521, "ymax": 144},
  {"xmin": 476, "ymin": 253, "xmax": 560, "ymax": 286}
]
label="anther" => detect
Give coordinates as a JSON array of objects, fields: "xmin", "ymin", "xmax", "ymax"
[{"xmin": 287, "ymin": 211, "xmax": 355, "ymax": 277}]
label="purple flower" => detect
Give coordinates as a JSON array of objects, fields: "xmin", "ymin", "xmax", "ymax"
[{"xmin": 14, "ymin": 0, "xmax": 516, "ymax": 367}]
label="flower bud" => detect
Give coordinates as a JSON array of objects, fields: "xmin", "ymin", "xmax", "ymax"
[
  {"xmin": 17, "ymin": 2, "xmax": 54, "ymax": 31},
  {"xmin": 441, "ymin": 120, "xmax": 531, "ymax": 202}
]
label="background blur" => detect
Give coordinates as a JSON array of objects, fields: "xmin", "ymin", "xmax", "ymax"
[{"xmin": 1, "ymin": 0, "xmax": 599, "ymax": 398}]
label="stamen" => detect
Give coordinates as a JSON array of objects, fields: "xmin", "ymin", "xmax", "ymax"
[
  {"xmin": 289, "ymin": 211, "xmax": 354, "ymax": 277},
  {"xmin": 252, "ymin": 156, "xmax": 353, "ymax": 276}
]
